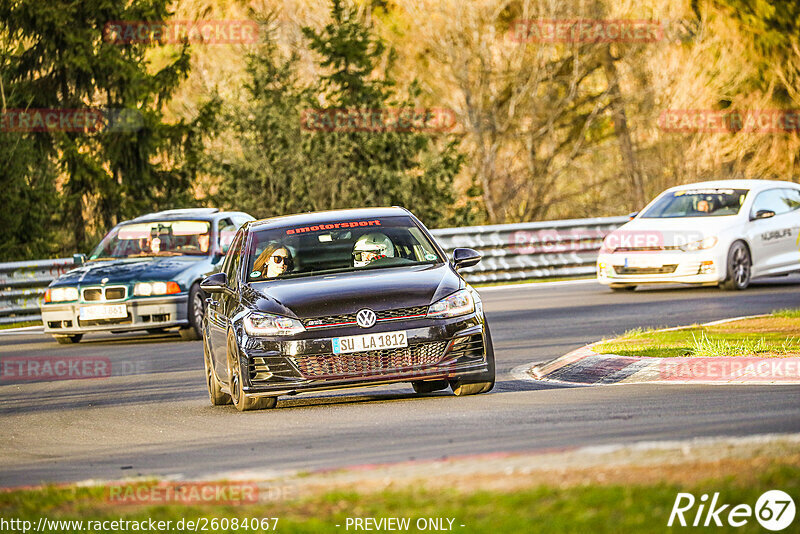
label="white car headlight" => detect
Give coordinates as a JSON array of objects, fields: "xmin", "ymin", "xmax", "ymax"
[
  {"xmin": 47, "ymin": 287, "xmax": 79, "ymax": 302},
  {"xmin": 134, "ymin": 282, "xmax": 153, "ymax": 296},
  {"xmin": 427, "ymin": 289, "xmax": 475, "ymax": 318},
  {"xmin": 679, "ymin": 237, "xmax": 718, "ymax": 252},
  {"xmin": 243, "ymin": 312, "xmax": 306, "ymax": 336},
  {"xmin": 134, "ymin": 281, "xmax": 180, "ymax": 296}
]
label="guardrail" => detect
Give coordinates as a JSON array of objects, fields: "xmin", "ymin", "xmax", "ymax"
[
  {"xmin": 430, "ymin": 216, "xmax": 628, "ymax": 283},
  {"xmin": 0, "ymin": 216, "xmax": 627, "ymax": 327},
  {"xmin": 0, "ymin": 258, "xmax": 76, "ymax": 325}
]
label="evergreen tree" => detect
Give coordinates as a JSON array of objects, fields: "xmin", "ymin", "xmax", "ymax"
[
  {"xmin": 212, "ymin": 0, "xmax": 467, "ymax": 228},
  {"xmin": 0, "ymin": 0, "xmax": 196, "ymax": 255}
]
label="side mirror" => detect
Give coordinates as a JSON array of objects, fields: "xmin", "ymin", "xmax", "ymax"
[
  {"xmin": 627, "ymin": 211, "xmax": 639, "ymax": 220},
  {"xmin": 452, "ymin": 248, "xmax": 482, "ymax": 270},
  {"xmin": 73, "ymin": 253, "xmax": 86, "ymax": 266},
  {"xmin": 200, "ymin": 272, "xmax": 229, "ymax": 293},
  {"xmin": 752, "ymin": 209, "xmax": 776, "ymax": 220}
]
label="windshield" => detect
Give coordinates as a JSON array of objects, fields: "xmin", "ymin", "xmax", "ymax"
[
  {"xmin": 245, "ymin": 216, "xmax": 443, "ymax": 281},
  {"xmin": 89, "ymin": 220, "xmax": 212, "ymax": 259},
  {"xmin": 641, "ymin": 188, "xmax": 748, "ymax": 218}
]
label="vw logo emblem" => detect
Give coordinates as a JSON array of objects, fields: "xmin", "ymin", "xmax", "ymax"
[{"xmin": 356, "ymin": 308, "xmax": 376, "ymax": 328}]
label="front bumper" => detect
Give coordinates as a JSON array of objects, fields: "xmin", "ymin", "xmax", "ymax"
[
  {"xmin": 597, "ymin": 250, "xmax": 726, "ymax": 285},
  {"xmin": 41, "ymin": 294, "xmax": 189, "ymax": 334},
  {"xmin": 236, "ymin": 314, "xmax": 489, "ymax": 396}
]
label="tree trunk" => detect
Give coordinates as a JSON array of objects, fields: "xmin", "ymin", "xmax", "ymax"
[{"xmin": 601, "ymin": 47, "xmax": 646, "ymax": 208}]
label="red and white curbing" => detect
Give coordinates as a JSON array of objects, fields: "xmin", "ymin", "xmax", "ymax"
[{"xmin": 527, "ymin": 315, "xmax": 800, "ymax": 386}]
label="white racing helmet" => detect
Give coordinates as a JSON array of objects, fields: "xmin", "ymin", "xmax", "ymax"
[{"xmin": 353, "ymin": 233, "xmax": 395, "ymax": 267}]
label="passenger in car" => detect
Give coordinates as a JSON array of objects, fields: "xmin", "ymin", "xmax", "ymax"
[{"xmin": 252, "ymin": 243, "xmax": 294, "ymax": 279}]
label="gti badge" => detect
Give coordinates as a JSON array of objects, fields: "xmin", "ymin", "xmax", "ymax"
[{"xmin": 356, "ymin": 308, "xmax": 377, "ymax": 328}]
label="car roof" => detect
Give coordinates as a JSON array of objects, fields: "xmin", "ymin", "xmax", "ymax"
[
  {"xmin": 249, "ymin": 207, "xmax": 411, "ymax": 230},
  {"xmin": 126, "ymin": 208, "xmax": 251, "ymax": 224},
  {"xmin": 667, "ymin": 179, "xmax": 799, "ymax": 192}
]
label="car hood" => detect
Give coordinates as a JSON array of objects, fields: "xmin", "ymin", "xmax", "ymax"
[
  {"xmin": 246, "ymin": 263, "xmax": 462, "ymax": 318},
  {"xmin": 53, "ymin": 256, "xmax": 207, "ymax": 286}
]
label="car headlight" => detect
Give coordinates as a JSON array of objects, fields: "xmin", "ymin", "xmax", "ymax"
[
  {"xmin": 243, "ymin": 312, "xmax": 306, "ymax": 336},
  {"xmin": 134, "ymin": 281, "xmax": 181, "ymax": 296},
  {"xmin": 679, "ymin": 237, "xmax": 718, "ymax": 252},
  {"xmin": 427, "ymin": 289, "xmax": 475, "ymax": 319},
  {"xmin": 45, "ymin": 287, "xmax": 79, "ymax": 303}
]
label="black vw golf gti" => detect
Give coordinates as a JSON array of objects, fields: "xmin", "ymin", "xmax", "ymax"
[{"xmin": 200, "ymin": 207, "xmax": 495, "ymax": 411}]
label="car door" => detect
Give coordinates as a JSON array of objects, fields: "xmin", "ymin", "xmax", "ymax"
[
  {"xmin": 208, "ymin": 228, "xmax": 245, "ymax": 379},
  {"xmin": 746, "ymin": 188, "xmax": 800, "ymax": 275}
]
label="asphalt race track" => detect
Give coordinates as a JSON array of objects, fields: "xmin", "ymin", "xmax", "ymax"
[{"xmin": 2, "ymin": 277, "xmax": 800, "ymax": 488}]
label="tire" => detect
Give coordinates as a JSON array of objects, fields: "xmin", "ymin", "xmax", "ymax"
[
  {"xmin": 412, "ymin": 380, "xmax": 449, "ymax": 394},
  {"xmin": 450, "ymin": 323, "xmax": 495, "ymax": 396},
  {"xmin": 609, "ymin": 284, "xmax": 636, "ymax": 292},
  {"xmin": 55, "ymin": 334, "xmax": 82, "ymax": 344},
  {"xmin": 227, "ymin": 333, "xmax": 277, "ymax": 411},
  {"xmin": 204, "ymin": 337, "xmax": 231, "ymax": 406},
  {"xmin": 179, "ymin": 283, "xmax": 205, "ymax": 341},
  {"xmin": 722, "ymin": 241, "xmax": 752, "ymax": 290}
]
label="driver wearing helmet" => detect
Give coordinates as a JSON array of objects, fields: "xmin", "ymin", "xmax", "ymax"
[{"xmin": 353, "ymin": 233, "xmax": 395, "ymax": 267}]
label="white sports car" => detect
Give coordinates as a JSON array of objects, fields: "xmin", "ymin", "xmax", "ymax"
[{"xmin": 597, "ymin": 179, "xmax": 800, "ymax": 290}]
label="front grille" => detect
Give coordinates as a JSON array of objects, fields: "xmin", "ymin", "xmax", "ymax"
[
  {"xmin": 81, "ymin": 286, "xmax": 128, "ymax": 302},
  {"xmin": 377, "ymin": 306, "xmax": 428, "ymax": 320},
  {"xmin": 105, "ymin": 287, "xmax": 126, "ymax": 300},
  {"xmin": 292, "ymin": 341, "xmax": 447, "ymax": 379},
  {"xmin": 302, "ymin": 306, "xmax": 429, "ymax": 329},
  {"xmin": 302, "ymin": 313, "xmax": 356, "ymax": 328},
  {"xmin": 83, "ymin": 288, "xmax": 103, "ymax": 301},
  {"xmin": 613, "ymin": 264, "xmax": 678, "ymax": 275},
  {"xmin": 613, "ymin": 246, "xmax": 680, "ymax": 252}
]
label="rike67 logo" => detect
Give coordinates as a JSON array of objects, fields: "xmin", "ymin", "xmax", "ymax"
[{"xmin": 668, "ymin": 490, "xmax": 796, "ymax": 531}]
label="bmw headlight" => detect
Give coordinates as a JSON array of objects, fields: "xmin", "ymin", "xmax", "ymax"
[
  {"xmin": 679, "ymin": 237, "xmax": 718, "ymax": 252},
  {"xmin": 243, "ymin": 312, "xmax": 306, "ymax": 336},
  {"xmin": 45, "ymin": 287, "xmax": 79, "ymax": 303},
  {"xmin": 134, "ymin": 281, "xmax": 181, "ymax": 296},
  {"xmin": 427, "ymin": 289, "xmax": 475, "ymax": 319}
]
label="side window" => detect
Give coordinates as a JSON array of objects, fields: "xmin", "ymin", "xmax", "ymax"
[
  {"xmin": 781, "ymin": 188, "xmax": 800, "ymax": 212},
  {"xmin": 221, "ymin": 229, "xmax": 245, "ymax": 288},
  {"xmin": 750, "ymin": 189, "xmax": 796, "ymax": 218},
  {"xmin": 217, "ymin": 218, "xmax": 238, "ymax": 254}
]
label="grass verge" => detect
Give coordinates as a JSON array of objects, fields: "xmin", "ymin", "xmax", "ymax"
[
  {"xmin": 1, "ymin": 458, "xmax": 797, "ymax": 533},
  {"xmin": 594, "ymin": 310, "xmax": 800, "ymax": 358},
  {"xmin": 0, "ymin": 320, "xmax": 42, "ymax": 330}
]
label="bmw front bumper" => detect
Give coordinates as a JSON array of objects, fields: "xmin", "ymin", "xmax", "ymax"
[{"xmin": 41, "ymin": 294, "xmax": 189, "ymax": 335}]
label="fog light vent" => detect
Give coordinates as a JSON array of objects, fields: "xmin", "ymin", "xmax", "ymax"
[{"xmin": 698, "ymin": 261, "xmax": 715, "ymax": 274}]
